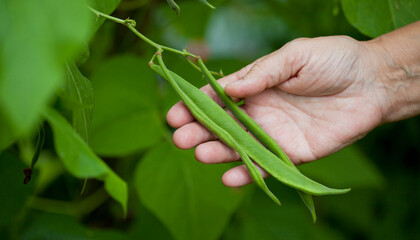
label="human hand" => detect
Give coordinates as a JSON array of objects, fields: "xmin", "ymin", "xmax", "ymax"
[{"xmin": 167, "ymin": 29, "xmax": 420, "ymax": 187}]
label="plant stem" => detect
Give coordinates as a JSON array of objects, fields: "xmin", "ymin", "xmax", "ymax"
[
  {"xmin": 155, "ymin": 52, "xmax": 178, "ymax": 86},
  {"xmin": 186, "ymin": 57, "xmax": 224, "ymax": 77},
  {"xmin": 89, "ymin": 7, "xmax": 125, "ymax": 24},
  {"xmin": 126, "ymin": 24, "xmax": 164, "ymax": 51},
  {"xmin": 88, "ymin": 7, "xmax": 226, "ymax": 77},
  {"xmin": 89, "ymin": 7, "xmax": 194, "ymax": 56}
]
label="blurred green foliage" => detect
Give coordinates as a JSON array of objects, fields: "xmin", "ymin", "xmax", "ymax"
[
  {"xmin": 89, "ymin": 55, "xmax": 164, "ymax": 156},
  {"xmin": 341, "ymin": 0, "xmax": 420, "ymax": 37},
  {"xmin": 0, "ymin": 0, "xmax": 92, "ymax": 148},
  {"xmin": 0, "ymin": 0, "xmax": 419, "ymax": 240},
  {"xmin": 136, "ymin": 143, "xmax": 244, "ymax": 240}
]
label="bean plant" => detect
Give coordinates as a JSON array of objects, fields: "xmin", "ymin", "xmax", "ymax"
[
  {"xmin": 90, "ymin": 5, "xmax": 353, "ymax": 221},
  {"xmin": 0, "ymin": 0, "xmax": 419, "ymax": 239}
]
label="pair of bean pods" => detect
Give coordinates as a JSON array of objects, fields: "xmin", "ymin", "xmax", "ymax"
[{"xmin": 150, "ymin": 53, "xmax": 350, "ymax": 222}]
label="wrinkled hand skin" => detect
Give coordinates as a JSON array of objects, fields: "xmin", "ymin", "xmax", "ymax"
[{"xmin": 167, "ymin": 21, "xmax": 420, "ymax": 187}]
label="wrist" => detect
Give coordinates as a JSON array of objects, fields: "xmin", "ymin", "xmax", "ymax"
[{"xmin": 363, "ymin": 22, "xmax": 420, "ymax": 123}]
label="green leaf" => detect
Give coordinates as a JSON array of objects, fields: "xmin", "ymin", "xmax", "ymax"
[
  {"xmin": 43, "ymin": 108, "xmax": 127, "ymax": 215},
  {"xmin": 21, "ymin": 213, "xmax": 129, "ymax": 240},
  {"xmin": 341, "ymin": 0, "xmax": 420, "ymax": 37},
  {"xmin": 65, "ymin": 63, "xmax": 94, "ymax": 143},
  {"xmin": 135, "ymin": 142, "xmax": 244, "ymax": 240},
  {"xmin": 0, "ymin": 0, "xmax": 92, "ymax": 142},
  {"xmin": 299, "ymin": 145, "xmax": 384, "ymax": 189},
  {"xmin": 90, "ymin": 55, "xmax": 163, "ymax": 157}
]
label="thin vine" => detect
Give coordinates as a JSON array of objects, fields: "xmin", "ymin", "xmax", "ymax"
[{"xmin": 88, "ymin": 7, "xmax": 223, "ymax": 77}]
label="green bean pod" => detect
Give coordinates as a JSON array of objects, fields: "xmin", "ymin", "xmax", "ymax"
[
  {"xmin": 198, "ymin": 0, "xmax": 215, "ymax": 9},
  {"xmin": 150, "ymin": 61, "xmax": 349, "ymax": 197},
  {"xmin": 196, "ymin": 59, "xmax": 317, "ymax": 222},
  {"xmin": 166, "ymin": 0, "xmax": 180, "ymax": 15},
  {"xmin": 153, "ymin": 54, "xmax": 280, "ymax": 205}
]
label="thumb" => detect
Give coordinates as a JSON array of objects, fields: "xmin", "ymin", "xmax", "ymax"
[{"xmin": 225, "ymin": 46, "xmax": 304, "ymax": 98}]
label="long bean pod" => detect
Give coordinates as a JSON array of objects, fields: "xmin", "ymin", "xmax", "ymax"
[
  {"xmin": 166, "ymin": 0, "xmax": 180, "ymax": 15},
  {"xmin": 154, "ymin": 54, "xmax": 280, "ymax": 205},
  {"xmin": 150, "ymin": 60, "xmax": 350, "ymax": 196},
  {"xmin": 198, "ymin": 0, "xmax": 215, "ymax": 9},
  {"xmin": 196, "ymin": 59, "xmax": 317, "ymax": 222},
  {"xmin": 90, "ymin": 7, "xmax": 349, "ymax": 221}
]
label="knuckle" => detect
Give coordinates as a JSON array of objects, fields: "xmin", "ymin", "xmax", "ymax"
[
  {"xmin": 251, "ymin": 62, "xmax": 264, "ymax": 73},
  {"xmin": 281, "ymin": 37, "xmax": 310, "ymax": 51}
]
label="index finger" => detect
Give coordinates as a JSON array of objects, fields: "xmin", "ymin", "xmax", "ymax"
[{"xmin": 166, "ymin": 63, "xmax": 255, "ymax": 128}]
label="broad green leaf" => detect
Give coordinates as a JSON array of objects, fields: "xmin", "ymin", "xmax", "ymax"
[
  {"xmin": 341, "ymin": 0, "xmax": 420, "ymax": 37},
  {"xmin": 43, "ymin": 108, "xmax": 127, "ymax": 214},
  {"xmin": 21, "ymin": 213, "xmax": 128, "ymax": 240},
  {"xmin": 135, "ymin": 142, "xmax": 244, "ymax": 240},
  {"xmin": 0, "ymin": 0, "xmax": 92, "ymax": 142},
  {"xmin": 90, "ymin": 55, "xmax": 163, "ymax": 157},
  {"xmin": 65, "ymin": 63, "xmax": 94, "ymax": 143},
  {"xmin": 299, "ymin": 145, "xmax": 384, "ymax": 189}
]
